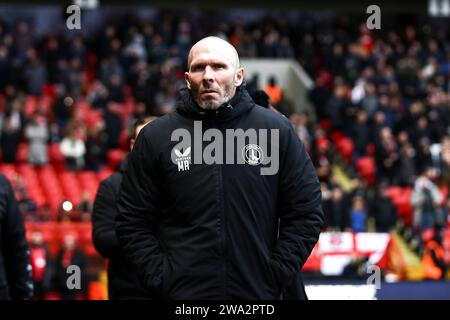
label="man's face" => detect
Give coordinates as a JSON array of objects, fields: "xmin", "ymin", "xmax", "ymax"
[{"xmin": 185, "ymin": 40, "xmax": 244, "ymax": 110}]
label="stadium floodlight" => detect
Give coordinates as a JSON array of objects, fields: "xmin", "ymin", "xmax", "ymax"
[
  {"xmin": 74, "ymin": 0, "xmax": 99, "ymax": 10},
  {"xmin": 428, "ymin": 0, "xmax": 450, "ymax": 17},
  {"xmin": 62, "ymin": 201, "xmax": 74, "ymax": 212}
]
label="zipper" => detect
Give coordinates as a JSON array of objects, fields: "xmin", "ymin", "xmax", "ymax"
[
  {"xmin": 214, "ymin": 112, "xmax": 227, "ymax": 298},
  {"xmin": 217, "ymin": 161, "xmax": 227, "ymax": 298}
]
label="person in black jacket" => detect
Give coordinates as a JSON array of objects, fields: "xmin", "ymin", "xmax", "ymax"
[
  {"xmin": 0, "ymin": 173, "xmax": 34, "ymax": 299},
  {"xmin": 92, "ymin": 116, "xmax": 156, "ymax": 299},
  {"xmin": 116, "ymin": 36, "xmax": 324, "ymax": 300}
]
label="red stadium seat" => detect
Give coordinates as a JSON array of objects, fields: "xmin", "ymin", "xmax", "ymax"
[
  {"xmin": 24, "ymin": 96, "xmax": 38, "ymax": 117},
  {"xmin": 319, "ymin": 118, "xmax": 332, "ymax": 133},
  {"xmin": 16, "ymin": 143, "xmax": 28, "ymax": 163},
  {"xmin": 42, "ymin": 84, "xmax": 56, "ymax": 97},
  {"xmin": 336, "ymin": 137, "xmax": 354, "ymax": 164},
  {"xmin": 330, "ymin": 131, "xmax": 344, "ymax": 145},
  {"xmin": 356, "ymin": 156, "xmax": 376, "ymax": 186},
  {"xmin": 49, "ymin": 143, "xmax": 64, "ymax": 163},
  {"xmin": 107, "ymin": 149, "xmax": 126, "ymax": 170}
]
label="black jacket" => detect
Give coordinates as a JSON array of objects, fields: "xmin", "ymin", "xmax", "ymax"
[
  {"xmin": 92, "ymin": 158, "xmax": 152, "ymax": 299},
  {"xmin": 116, "ymin": 86, "xmax": 323, "ymax": 299},
  {"xmin": 0, "ymin": 173, "xmax": 33, "ymax": 299}
]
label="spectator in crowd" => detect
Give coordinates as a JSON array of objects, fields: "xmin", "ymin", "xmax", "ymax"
[
  {"xmin": 323, "ymin": 186, "xmax": 348, "ymax": 231},
  {"xmin": 29, "ymin": 231, "xmax": 52, "ymax": 300},
  {"xmin": 1, "ymin": 99, "xmax": 24, "ymax": 163},
  {"xmin": 360, "ymin": 82, "xmax": 378, "ymax": 120},
  {"xmin": 25, "ymin": 110, "xmax": 49, "ymax": 166},
  {"xmin": 65, "ymin": 58, "xmax": 84, "ymax": 102},
  {"xmin": 60, "ymin": 127, "xmax": 86, "ymax": 171},
  {"xmin": 17, "ymin": 189, "xmax": 38, "ymax": 220},
  {"xmin": 376, "ymin": 126, "xmax": 400, "ymax": 185},
  {"xmin": 14, "ymin": 21, "xmax": 33, "ymax": 58},
  {"xmin": 325, "ymin": 84, "xmax": 349, "ymax": 131},
  {"xmin": 84, "ymin": 120, "xmax": 108, "ymax": 171},
  {"xmin": 54, "ymin": 233, "xmax": 86, "ymax": 300},
  {"xmin": 23, "ymin": 48, "xmax": 47, "ymax": 96},
  {"xmin": 88, "ymin": 81, "xmax": 109, "ymax": 110},
  {"xmin": 350, "ymin": 109, "xmax": 370, "ymax": 161},
  {"xmin": 369, "ymin": 183, "xmax": 397, "ymax": 233},
  {"xmin": 53, "ymin": 85, "xmax": 73, "ymax": 138},
  {"xmin": 0, "ymin": 44, "xmax": 10, "ymax": 92},
  {"xmin": 100, "ymin": 57, "xmax": 125, "ymax": 90},
  {"xmin": 411, "ymin": 167, "xmax": 443, "ymax": 233},
  {"xmin": 264, "ymin": 76, "xmax": 283, "ymax": 106},
  {"xmin": 421, "ymin": 228, "xmax": 448, "ymax": 280},
  {"xmin": 106, "ymin": 74, "xmax": 125, "ymax": 103},
  {"xmin": 314, "ymin": 136, "xmax": 332, "ymax": 182},
  {"xmin": 350, "ymin": 195, "xmax": 367, "ymax": 232},
  {"xmin": 104, "ymin": 103, "xmax": 123, "ymax": 149},
  {"xmin": 42, "ymin": 37, "xmax": 62, "ymax": 84},
  {"xmin": 397, "ymin": 131, "xmax": 417, "ymax": 186},
  {"xmin": 77, "ymin": 191, "xmax": 93, "ymax": 222}
]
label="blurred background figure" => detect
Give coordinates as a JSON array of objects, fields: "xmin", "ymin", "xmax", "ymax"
[
  {"xmin": 54, "ymin": 233, "xmax": 86, "ymax": 300},
  {"xmin": 1, "ymin": 99, "xmax": 24, "ymax": 163},
  {"xmin": 77, "ymin": 191, "xmax": 93, "ymax": 222},
  {"xmin": 0, "ymin": 173, "xmax": 34, "ymax": 299},
  {"xmin": 411, "ymin": 167, "xmax": 443, "ymax": 234},
  {"xmin": 93, "ymin": 116, "xmax": 156, "ymax": 300},
  {"xmin": 421, "ymin": 228, "xmax": 448, "ymax": 280},
  {"xmin": 60, "ymin": 126, "xmax": 86, "ymax": 171},
  {"xmin": 25, "ymin": 110, "xmax": 49, "ymax": 166},
  {"xmin": 29, "ymin": 231, "xmax": 52, "ymax": 300}
]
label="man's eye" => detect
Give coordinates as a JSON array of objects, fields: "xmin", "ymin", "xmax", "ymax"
[{"xmin": 192, "ymin": 65, "xmax": 204, "ymax": 71}]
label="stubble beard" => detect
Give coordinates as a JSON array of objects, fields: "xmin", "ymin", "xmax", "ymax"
[{"xmin": 196, "ymin": 83, "xmax": 236, "ymax": 110}]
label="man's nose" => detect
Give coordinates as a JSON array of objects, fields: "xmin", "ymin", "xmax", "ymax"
[{"xmin": 202, "ymin": 66, "xmax": 214, "ymax": 82}]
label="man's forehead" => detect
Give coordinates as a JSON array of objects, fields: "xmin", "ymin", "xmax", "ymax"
[
  {"xmin": 188, "ymin": 40, "xmax": 238, "ymax": 68},
  {"xmin": 190, "ymin": 50, "xmax": 234, "ymax": 65}
]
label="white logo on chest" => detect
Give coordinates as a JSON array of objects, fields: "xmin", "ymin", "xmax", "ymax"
[
  {"xmin": 242, "ymin": 144, "xmax": 264, "ymax": 165},
  {"xmin": 175, "ymin": 147, "xmax": 191, "ymax": 171}
]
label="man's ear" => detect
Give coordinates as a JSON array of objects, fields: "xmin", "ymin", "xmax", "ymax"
[
  {"xmin": 234, "ymin": 68, "xmax": 244, "ymax": 86},
  {"xmin": 184, "ymin": 72, "xmax": 191, "ymax": 89},
  {"xmin": 130, "ymin": 139, "xmax": 135, "ymax": 151}
]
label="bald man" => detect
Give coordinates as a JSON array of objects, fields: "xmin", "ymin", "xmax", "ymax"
[{"xmin": 116, "ymin": 37, "xmax": 323, "ymax": 299}]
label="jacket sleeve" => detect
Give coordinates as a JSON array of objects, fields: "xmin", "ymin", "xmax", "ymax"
[
  {"xmin": 92, "ymin": 178, "xmax": 120, "ymax": 258},
  {"xmin": 270, "ymin": 123, "xmax": 324, "ymax": 290},
  {"xmin": 0, "ymin": 174, "xmax": 34, "ymax": 299},
  {"xmin": 115, "ymin": 129, "xmax": 164, "ymax": 292}
]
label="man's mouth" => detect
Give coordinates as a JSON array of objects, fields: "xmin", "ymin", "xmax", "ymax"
[{"xmin": 201, "ymin": 90, "xmax": 217, "ymax": 94}]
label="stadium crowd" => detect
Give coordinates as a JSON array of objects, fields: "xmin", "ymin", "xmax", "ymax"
[{"xmin": 0, "ymin": 10, "xmax": 449, "ymax": 296}]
